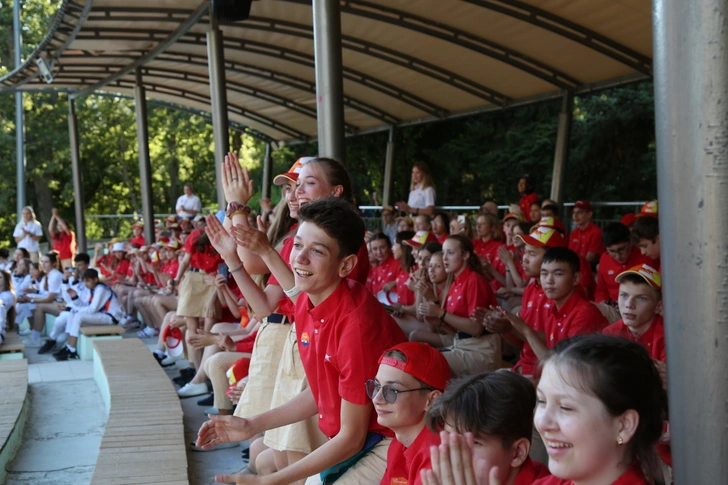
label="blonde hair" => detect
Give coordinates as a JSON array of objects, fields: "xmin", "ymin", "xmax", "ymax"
[
  {"xmin": 477, "ymin": 212, "xmax": 503, "ymax": 241},
  {"xmin": 410, "ymin": 162, "xmax": 435, "ymax": 191}
]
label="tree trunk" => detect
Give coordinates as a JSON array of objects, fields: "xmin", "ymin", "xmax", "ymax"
[{"xmin": 33, "ymin": 175, "xmax": 55, "ymax": 244}]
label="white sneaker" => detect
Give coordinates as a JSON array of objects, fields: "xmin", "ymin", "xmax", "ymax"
[
  {"xmin": 160, "ymin": 354, "xmax": 182, "ymax": 367},
  {"xmin": 17, "ymin": 328, "xmax": 31, "ymax": 336},
  {"xmin": 177, "ymin": 382, "xmax": 209, "ymax": 398}
]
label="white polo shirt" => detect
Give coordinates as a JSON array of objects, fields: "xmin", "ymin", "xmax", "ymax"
[
  {"xmin": 13, "ymin": 220, "xmax": 43, "ymax": 253},
  {"xmin": 175, "ymin": 194, "xmax": 202, "ymax": 218}
]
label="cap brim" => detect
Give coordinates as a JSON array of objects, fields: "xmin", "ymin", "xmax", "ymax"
[
  {"xmin": 403, "ymin": 240, "xmax": 422, "ymax": 248},
  {"xmin": 516, "ymin": 234, "xmax": 547, "ymax": 247},
  {"xmin": 273, "ymin": 173, "xmax": 298, "ymax": 185}
]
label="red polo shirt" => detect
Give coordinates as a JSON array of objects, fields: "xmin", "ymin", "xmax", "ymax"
[
  {"xmin": 445, "ymin": 266, "xmax": 496, "ymax": 320},
  {"xmin": 472, "ymin": 238, "xmax": 505, "ymax": 265},
  {"xmin": 514, "ymin": 457, "xmax": 550, "ymax": 485},
  {"xmin": 520, "ymin": 193, "xmax": 540, "ymax": 222},
  {"xmin": 544, "ymin": 291, "xmax": 608, "ymax": 348},
  {"xmin": 595, "ymin": 248, "xmax": 655, "ymax": 303},
  {"xmin": 130, "ymin": 235, "xmax": 146, "ymax": 247},
  {"xmin": 533, "ymin": 463, "xmax": 648, "ymax": 485},
  {"xmin": 52, "ymin": 231, "xmax": 75, "ymax": 260},
  {"xmin": 603, "ymin": 315, "xmax": 666, "ymax": 361},
  {"xmin": 161, "ymin": 259, "xmax": 179, "ymax": 278},
  {"xmin": 513, "ymin": 280, "xmax": 553, "ymax": 376},
  {"xmin": 367, "ymin": 255, "xmax": 400, "ymax": 295},
  {"xmin": 380, "ymin": 426, "xmax": 440, "ymax": 485},
  {"xmin": 112, "ymin": 259, "xmax": 130, "ymax": 283},
  {"xmin": 295, "ymin": 279, "xmax": 407, "ymax": 439},
  {"xmin": 577, "ymin": 255, "xmax": 596, "ymax": 300},
  {"xmin": 185, "ymin": 228, "xmax": 223, "ymax": 274},
  {"xmin": 568, "ymin": 222, "xmax": 604, "ymax": 260},
  {"xmin": 395, "ymin": 268, "xmax": 415, "ymax": 306}
]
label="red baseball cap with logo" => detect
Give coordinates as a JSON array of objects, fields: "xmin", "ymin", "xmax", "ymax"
[
  {"xmin": 517, "ymin": 226, "xmax": 566, "ymax": 248},
  {"xmin": 620, "ymin": 213, "xmax": 638, "ymax": 227},
  {"xmin": 404, "ymin": 230, "xmax": 438, "ymax": 248},
  {"xmin": 273, "ymin": 156, "xmax": 317, "ymax": 185},
  {"xmin": 379, "ymin": 342, "xmax": 451, "ymax": 391},
  {"xmin": 639, "ymin": 200, "xmax": 658, "ymax": 217},
  {"xmin": 537, "ymin": 216, "xmax": 566, "ymax": 235}
]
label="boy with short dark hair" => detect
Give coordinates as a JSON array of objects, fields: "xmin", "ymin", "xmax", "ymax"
[
  {"xmin": 631, "ymin": 216, "xmax": 660, "ymax": 270},
  {"xmin": 495, "ymin": 247, "xmax": 607, "ymax": 361},
  {"xmin": 540, "ymin": 203, "xmax": 559, "ymax": 219},
  {"xmin": 423, "ymin": 371, "xmax": 549, "ymax": 484},
  {"xmin": 595, "ymin": 223, "xmax": 654, "ymax": 305},
  {"xmin": 197, "ymin": 197, "xmax": 407, "ymax": 485}
]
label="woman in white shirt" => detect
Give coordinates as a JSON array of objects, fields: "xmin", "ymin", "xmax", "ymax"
[
  {"xmin": 13, "ymin": 206, "xmax": 44, "ymax": 261},
  {"xmin": 395, "ymin": 162, "xmax": 436, "ymax": 217}
]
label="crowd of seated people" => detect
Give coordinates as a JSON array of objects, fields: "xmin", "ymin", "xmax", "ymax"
[{"xmin": 3, "ymin": 163, "xmax": 671, "ymax": 485}]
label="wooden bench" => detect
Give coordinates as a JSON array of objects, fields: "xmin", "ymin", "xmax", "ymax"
[
  {"xmin": 78, "ymin": 325, "xmax": 126, "ymax": 361},
  {"xmin": 92, "ymin": 339, "xmax": 188, "ymax": 485},
  {"xmin": 0, "ymin": 359, "xmax": 29, "ymax": 483},
  {"xmin": 0, "ymin": 333, "xmax": 25, "ymax": 361}
]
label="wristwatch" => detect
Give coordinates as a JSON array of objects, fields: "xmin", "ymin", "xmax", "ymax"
[{"xmin": 226, "ymin": 201, "xmax": 251, "ymax": 220}]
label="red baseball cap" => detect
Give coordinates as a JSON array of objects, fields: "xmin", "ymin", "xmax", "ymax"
[
  {"xmin": 404, "ymin": 230, "xmax": 438, "ymax": 248},
  {"xmin": 620, "ymin": 213, "xmax": 638, "ymax": 227},
  {"xmin": 516, "ymin": 226, "xmax": 566, "ymax": 248},
  {"xmin": 616, "ymin": 263, "xmax": 661, "ymax": 289},
  {"xmin": 537, "ymin": 216, "xmax": 566, "ymax": 235},
  {"xmin": 379, "ymin": 342, "xmax": 451, "ymax": 391},
  {"xmin": 574, "ymin": 200, "xmax": 593, "ymax": 212},
  {"xmin": 273, "ymin": 156, "xmax": 316, "ymax": 185},
  {"xmin": 639, "ymin": 200, "xmax": 658, "ymax": 217}
]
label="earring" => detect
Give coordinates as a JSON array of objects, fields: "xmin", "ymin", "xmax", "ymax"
[{"xmin": 617, "ymin": 437, "xmax": 624, "ymax": 446}]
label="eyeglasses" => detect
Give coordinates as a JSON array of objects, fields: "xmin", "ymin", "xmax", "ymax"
[
  {"xmin": 365, "ymin": 379, "xmax": 434, "ymax": 404},
  {"xmin": 607, "ymin": 244, "xmax": 631, "ymax": 257}
]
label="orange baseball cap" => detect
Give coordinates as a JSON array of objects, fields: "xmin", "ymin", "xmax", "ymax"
[
  {"xmin": 639, "ymin": 200, "xmax": 658, "ymax": 217},
  {"xmin": 404, "ymin": 230, "xmax": 438, "ymax": 248},
  {"xmin": 502, "ymin": 212, "xmax": 524, "ymax": 223},
  {"xmin": 537, "ymin": 216, "xmax": 566, "ymax": 235},
  {"xmin": 379, "ymin": 342, "xmax": 451, "ymax": 391},
  {"xmin": 517, "ymin": 226, "xmax": 566, "ymax": 248},
  {"xmin": 616, "ymin": 263, "xmax": 661, "ymax": 289},
  {"xmin": 273, "ymin": 156, "xmax": 316, "ymax": 185}
]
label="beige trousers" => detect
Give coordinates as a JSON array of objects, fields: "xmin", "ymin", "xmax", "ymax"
[
  {"xmin": 204, "ymin": 351, "xmax": 250, "ymax": 411},
  {"xmin": 303, "ymin": 438, "xmax": 391, "ymax": 485}
]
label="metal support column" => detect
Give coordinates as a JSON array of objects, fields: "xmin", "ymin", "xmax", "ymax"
[
  {"xmin": 549, "ymin": 90, "xmax": 574, "ymax": 204},
  {"xmin": 14, "ymin": 0, "xmax": 26, "ymax": 221},
  {"xmin": 312, "ymin": 0, "xmax": 346, "ymax": 162},
  {"xmin": 207, "ymin": 19, "xmax": 229, "ymax": 210},
  {"xmin": 261, "ymin": 143, "xmax": 272, "ymax": 201},
  {"xmin": 68, "ymin": 99, "xmax": 87, "ymax": 253},
  {"xmin": 653, "ymin": 0, "xmax": 728, "ymax": 483},
  {"xmin": 134, "ymin": 70, "xmax": 154, "ymax": 245},
  {"xmin": 382, "ymin": 126, "xmax": 395, "ymax": 207}
]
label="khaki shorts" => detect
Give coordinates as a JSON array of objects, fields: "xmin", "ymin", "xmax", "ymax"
[
  {"xmin": 176, "ymin": 271, "xmax": 217, "ymax": 318},
  {"xmin": 443, "ymin": 334, "xmax": 502, "ymax": 377},
  {"xmin": 264, "ymin": 324, "xmax": 328, "ymax": 454},
  {"xmin": 235, "ymin": 321, "xmax": 290, "ymax": 419},
  {"xmin": 304, "ymin": 438, "xmax": 391, "ymax": 485}
]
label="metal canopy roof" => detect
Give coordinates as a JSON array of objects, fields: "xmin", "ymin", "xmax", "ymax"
[{"xmin": 1, "ymin": 0, "xmax": 653, "ymax": 143}]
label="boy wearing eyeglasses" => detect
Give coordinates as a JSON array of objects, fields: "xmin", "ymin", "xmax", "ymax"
[
  {"xmin": 594, "ymin": 223, "xmax": 654, "ymax": 310},
  {"xmin": 370, "ymin": 342, "xmax": 451, "ymax": 485},
  {"xmin": 197, "ymin": 197, "xmax": 407, "ymax": 484}
]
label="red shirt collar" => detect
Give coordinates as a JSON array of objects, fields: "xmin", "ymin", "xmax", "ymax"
[
  {"xmin": 305, "ymin": 279, "xmax": 349, "ymax": 322},
  {"xmin": 549, "ymin": 289, "xmax": 584, "ymax": 318}
]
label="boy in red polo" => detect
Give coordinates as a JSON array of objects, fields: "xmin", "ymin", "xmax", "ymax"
[
  {"xmin": 631, "ymin": 216, "xmax": 661, "ymax": 272},
  {"xmin": 423, "ymin": 371, "xmax": 549, "ymax": 485},
  {"xmin": 374, "ymin": 342, "xmax": 450, "ymax": 485},
  {"xmin": 568, "ymin": 200, "xmax": 604, "ymax": 264},
  {"xmin": 197, "ymin": 197, "xmax": 406, "ymax": 485},
  {"xmin": 602, "ymin": 264, "xmax": 665, "ymax": 362},
  {"xmin": 595, "ymin": 223, "xmax": 654, "ymax": 307},
  {"xmin": 495, "ymin": 247, "xmax": 607, "ymax": 362}
]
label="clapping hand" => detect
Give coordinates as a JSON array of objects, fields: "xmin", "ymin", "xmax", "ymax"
[{"xmin": 222, "ymin": 152, "xmax": 255, "ymax": 205}]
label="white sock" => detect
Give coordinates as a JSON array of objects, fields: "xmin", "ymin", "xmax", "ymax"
[
  {"xmin": 153, "ymin": 349, "xmax": 165, "ymax": 357},
  {"xmin": 31, "ymin": 330, "xmax": 41, "ymax": 340},
  {"xmin": 66, "ymin": 344, "xmax": 76, "ymax": 352}
]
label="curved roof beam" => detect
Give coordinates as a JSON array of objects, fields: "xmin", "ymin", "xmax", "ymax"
[
  {"xmin": 74, "ymin": 29, "xmax": 448, "ymax": 117},
  {"xmin": 55, "ymin": 64, "xmax": 360, "ymax": 133},
  {"xmin": 84, "ymin": 7, "xmax": 509, "ymax": 105},
  {"xmin": 462, "ymin": 0, "xmax": 652, "ymax": 74},
  {"xmin": 57, "ymin": 51, "xmax": 401, "ymax": 125},
  {"xmin": 236, "ymin": 16, "xmax": 510, "ymax": 106},
  {"xmin": 281, "ymin": 0, "xmax": 580, "ymax": 89},
  {"xmin": 0, "ymin": 0, "xmax": 93, "ymax": 89}
]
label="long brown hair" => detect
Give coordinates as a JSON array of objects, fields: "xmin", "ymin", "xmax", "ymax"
[
  {"xmin": 410, "ymin": 161, "xmax": 435, "ymax": 191},
  {"xmin": 446, "ymin": 234, "xmax": 488, "ymax": 278},
  {"xmin": 308, "ymin": 158, "xmax": 355, "ymax": 206}
]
